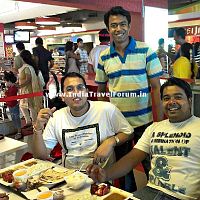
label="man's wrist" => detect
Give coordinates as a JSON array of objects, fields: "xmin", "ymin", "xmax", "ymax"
[
  {"xmin": 33, "ymin": 124, "xmax": 43, "ymax": 134},
  {"xmin": 109, "ymin": 136, "xmax": 119, "ymax": 147}
]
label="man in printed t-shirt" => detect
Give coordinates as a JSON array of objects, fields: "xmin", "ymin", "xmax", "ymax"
[
  {"xmin": 87, "ymin": 77, "xmax": 200, "ymax": 200},
  {"xmin": 32, "ymin": 72, "xmax": 133, "ymax": 170}
]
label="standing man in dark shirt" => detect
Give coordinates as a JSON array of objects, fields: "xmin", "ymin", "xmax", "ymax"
[{"xmin": 32, "ymin": 37, "xmax": 54, "ymax": 86}]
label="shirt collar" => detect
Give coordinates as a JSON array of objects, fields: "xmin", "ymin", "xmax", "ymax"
[{"xmin": 110, "ymin": 36, "xmax": 136, "ymax": 55}]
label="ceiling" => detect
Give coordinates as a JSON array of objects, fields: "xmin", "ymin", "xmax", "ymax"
[
  {"xmin": 168, "ymin": 0, "xmax": 199, "ymax": 9},
  {"xmin": 1, "ymin": 0, "xmax": 200, "ymax": 31},
  {"xmin": 0, "ymin": 0, "xmax": 78, "ymax": 24},
  {"xmin": 2, "ymin": 0, "xmax": 105, "ymax": 31}
]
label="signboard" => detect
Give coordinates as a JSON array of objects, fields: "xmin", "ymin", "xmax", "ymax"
[
  {"xmin": 185, "ymin": 26, "xmax": 200, "ymax": 36},
  {"xmin": 169, "ymin": 26, "xmax": 200, "ymax": 37}
]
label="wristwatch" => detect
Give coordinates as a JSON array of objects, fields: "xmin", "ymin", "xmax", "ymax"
[{"xmin": 114, "ymin": 136, "xmax": 120, "ymax": 145}]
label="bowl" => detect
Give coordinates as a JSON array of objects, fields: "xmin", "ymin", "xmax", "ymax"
[
  {"xmin": 37, "ymin": 191, "xmax": 53, "ymax": 200},
  {"xmin": 64, "ymin": 171, "xmax": 86, "ymax": 190},
  {"xmin": 13, "ymin": 169, "xmax": 28, "ymax": 183}
]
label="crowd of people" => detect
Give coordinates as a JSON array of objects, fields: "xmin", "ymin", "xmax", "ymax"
[{"xmin": 1, "ymin": 5, "xmax": 200, "ymax": 200}]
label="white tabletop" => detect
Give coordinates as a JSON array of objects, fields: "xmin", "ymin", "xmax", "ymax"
[{"xmin": 0, "ymin": 137, "xmax": 28, "ymax": 157}]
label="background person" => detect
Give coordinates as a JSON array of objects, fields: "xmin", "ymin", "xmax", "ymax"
[
  {"xmin": 161, "ymin": 27, "xmax": 186, "ymax": 63},
  {"xmin": 19, "ymin": 50, "xmax": 42, "ymax": 128},
  {"xmin": 88, "ymin": 29, "xmax": 110, "ymax": 73},
  {"xmin": 87, "ymin": 77, "xmax": 200, "ymax": 200},
  {"xmin": 95, "ymin": 6, "xmax": 163, "ymax": 192},
  {"xmin": 32, "ymin": 37, "xmax": 54, "ymax": 86},
  {"xmin": 32, "ymin": 72, "xmax": 133, "ymax": 170},
  {"xmin": 64, "ymin": 41, "xmax": 80, "ymax": 74},
  {"xmin": 75, "ymin": 38, "xmax": 88, "ymax": 75},
  {"xmin": 13, "ymin": 42, "xmax": 25, "ymax": 74},
  {"xmin": 173, "ymin": 42, "xmax": 198, "ymax": 79},
  {"xmin": 4, "ymin": 71, "xmax": 22, "ymax": 140},
  {"xmin": 156, "ymin": 38, "xmax": 168, "ymax": 74}
]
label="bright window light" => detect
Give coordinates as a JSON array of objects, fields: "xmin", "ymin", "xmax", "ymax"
[{"xmin": 144, "ymin": 6, "xmax": 168, "ymax": 51}]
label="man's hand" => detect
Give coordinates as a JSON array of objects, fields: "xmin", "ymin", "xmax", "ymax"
[
  {"xmin": 34, "ymin": 107, "xmax": 56, "ymax": 130},
  {"xmin": 86, "ymin": 164, "xmax": 106, "ymax": 183},
  {"xmin": 93, "ymin": 137, "xmax": 116, "ymax": 164}
]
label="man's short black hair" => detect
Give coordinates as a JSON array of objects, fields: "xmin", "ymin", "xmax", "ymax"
[
  {"xmin": 98, "ymin": 29, "xmax": 110, "ymax": 43},
  {"xmin": 160, "ymin": 77, "xmax": 192, "ymax": 100},
  {"xmin": 104, "ymin": 6, "xmax": 131, "ymax": 29},
  {"xmin": 35, "ymin": 37, "xmax": 43, "ymax": 45},
  {"xmin": 174, "ymin": 27, "xmax": 186, "ymax": 40},
  {"xmin": 61, "ymin": 72, "xmax": 87, "ymax": 92},
  {"xmin": 16, "ymin": 42, "xmax": 25, "ymax": 51},
  {"xmin": 77, "ymin": 38, "xmax": 83, "ymax": 43}
]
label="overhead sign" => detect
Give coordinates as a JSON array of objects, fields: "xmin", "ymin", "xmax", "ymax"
[
  {"xmin": 185, "ymin": 26, "xmax": 200, "ymax": 36},
  {"xmin": 168, "ymin": 26, "xmax": 200, "ymax": 37}
]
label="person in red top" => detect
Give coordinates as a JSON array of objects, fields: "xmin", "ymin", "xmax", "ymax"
[{"xmin": 4, "ymin": 71, "xmax": 22, "ymax": 139}]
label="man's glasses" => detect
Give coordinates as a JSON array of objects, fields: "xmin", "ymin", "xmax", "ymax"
[{"xmin": 65, "ymin": 84, "xmax": 86, "ymax": 92}]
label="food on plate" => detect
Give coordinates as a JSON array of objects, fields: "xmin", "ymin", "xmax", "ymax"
[
  {"xmin": 90, "ymin": 183, "xmax": 110, "ymax": 196},
  {"xmin": 103, "ymin": 193, "xmax": 127, "ymax": 200},
  {"xmin": 39, "ymin": 168, "xmax": 75, "ymax": 184},
  {"xmin": 27, "ymin": 175, "xmax": 41, "ymax": 190},
  {"xmin": 1, "ymin": 171, "xmax": 14, "ymax": 183},
  {"xmin": 0, "ymin": 192, "xmax": 9, "ymax": 200},
  {"xmin": 52, "ymin": 188, "xmax": 64, "ymax": 200},
  {"xmin": 64, "ymin": 171, "xmax": 86, "ymax": 190},
  {"xmin": 25, "ymin": 162, "xmax": 54, "ymax": 177},
  {"xmin": 24, "ymin": 161, "xmax": 37, "ymax": 167}
]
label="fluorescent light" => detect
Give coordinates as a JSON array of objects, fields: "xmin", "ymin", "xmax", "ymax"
[{"xmin": 15, "ymin": 22, "xmax": 37, "ymax": 29}]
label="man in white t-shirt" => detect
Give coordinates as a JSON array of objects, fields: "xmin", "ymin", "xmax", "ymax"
[
  {"xmin": 32, "ymin": 72, "xmax": 133, "ymax": 169},
  {"xmin": 88, "ymin": 29, "xmax": 110, "ymax": 73},
  {"xmin": 87, "ymin": 77, "xmax": 200, "ymax": 200}
]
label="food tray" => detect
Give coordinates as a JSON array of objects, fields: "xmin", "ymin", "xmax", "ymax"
[{"xmin": 0, "ymin": 158, "xmax": 74, "ymax": 199}]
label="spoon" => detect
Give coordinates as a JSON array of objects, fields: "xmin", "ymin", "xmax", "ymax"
[{"xmin": 78, "ymin": 163, "xmax": 84, "ymax": 172}]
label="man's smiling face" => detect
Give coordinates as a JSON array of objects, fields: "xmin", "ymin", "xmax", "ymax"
[{"xmin": 162, "ymin": 85, "xmax": 192, "ymax": 123}]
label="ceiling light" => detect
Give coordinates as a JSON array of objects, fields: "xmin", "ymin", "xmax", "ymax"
[
  {"xmin": 35, "ymin": 17, "xmax": 60, "ymax": 25},
  {"xmin": 15, "ymin": 22, "xmax": 37, "ymax": 29}
]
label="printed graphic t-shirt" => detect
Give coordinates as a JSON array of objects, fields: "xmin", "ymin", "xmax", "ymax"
[
  {"xmin": 135, "ymin": 116, "xmax": 200, "ymax": 200},
  {"xmin": 43, "ymin": 101, "xmax": 133, "ymax": 169}
]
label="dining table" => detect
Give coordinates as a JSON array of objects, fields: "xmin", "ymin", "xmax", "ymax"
[
  {"xmin": 0, "ymin": 158, "xmax": 140, "ymax": 200},
  {"xmin": 0, "ymin": 137, "xmax": 28, "ymax": 169}
]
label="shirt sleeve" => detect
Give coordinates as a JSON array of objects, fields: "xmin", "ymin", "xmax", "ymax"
[
  {"xmin": 14, "ymin": 56, "xmax": 23, "ymax": 70},
  {"xmin": 95, "ymin": 52, "xmax": 109, "ymax": 84},
  {"xmin": 146, "ymin": 47, "xmax": 163, "ymax": 79},
  {"xmin": 43, "ymin": 116, "xmax": 58, "ymax": 150},
  {"xmin": 134, "ymin": 123, "xmax": 154, "ymax": 154},
  {"xmin": 88, "ymin": 50, "xmax": 93, "ymax": 65}
]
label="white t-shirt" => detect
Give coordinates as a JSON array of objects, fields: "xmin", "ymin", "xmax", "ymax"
[
  {"xmin": 135, "ymin": 116, "xmax": 200, "ymax": 200},
  {"xmin": 43, "ymin": 101, "xmax": 133, "ymax": 169},
  {"xmin": 88, "ymin": 44, "xmax": 109, "ymax": 72}
]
